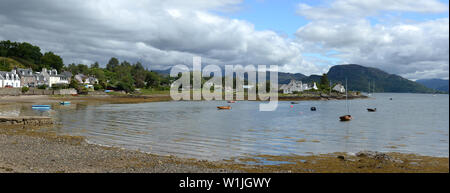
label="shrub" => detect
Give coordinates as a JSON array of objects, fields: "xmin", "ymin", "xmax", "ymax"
[
  {"xmin": 21, "ymin": 86, "xmax": 29, "ymax": 93},
  {"xmin": 51, "ymin": 84, "xmax": 69, "ymax": 90},
  {"xmin": 37, "ymin": 84, "xmax": 47, "ymax": 89},
  {"xmin": 93, "ymin": 83, "xmax": 103, "ymax": 91}
]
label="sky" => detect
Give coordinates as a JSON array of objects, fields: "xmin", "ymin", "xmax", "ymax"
[{"xmin": 0, "ymin": 0, "xmax": 448, "ymax": 80}]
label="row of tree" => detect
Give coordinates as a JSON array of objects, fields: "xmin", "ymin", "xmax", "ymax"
[
  {"xmin": 64, "ymin": 58, "xmax": 171, "ymax": 93},
  {"xmin": 1, "ymin": 40, "xmax": 171, "ymax": 93},
  {"xmin": 0, "ymin": 40, "xmax": 64, "ymax": 72}
]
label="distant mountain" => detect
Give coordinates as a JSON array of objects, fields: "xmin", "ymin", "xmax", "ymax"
[
  {"xmin": 152, "ymin": 68, "xmax": 171, "ymax": 75},
  {"xmin": 277, "ymin": 72, "xmax": 307, "ymax": 84},
  {"xmin": 288, "ymin": 64, "xmax": 435, "ymax": 93},
  {"xmin": 153, "ymin": 68, "xmax": 307, "ymax": 84},
  {"xmin": 324, "ymin": 64, "xmax": 436, "ymax": 93},
  {"xmin": 154, "ymin": 64, "xmax": 437, "ymax": 93},
  {"xmin": 416, "ymin": 79, "xmax": 449, "ymax": 93}
]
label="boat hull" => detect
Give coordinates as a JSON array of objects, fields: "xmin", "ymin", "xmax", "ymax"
[
  {"xmin": 340, "ymin": 115, "xmax": 352, "ymax": 121},
  {"xmin": 32, "ymin": 105, "xmax": 51, "ymax": 110},
  {"xmin": 217, "ymin": 106, "xmax": 232, "ymax": 110}
]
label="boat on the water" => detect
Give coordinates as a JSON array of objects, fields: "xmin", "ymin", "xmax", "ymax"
[
  {"xmin": 367, "ymin": 108, "xmax": 376, "ymax": 112},
  {"xmin": 291, "ymin": 102, "xmax": 299, "ymax": 104},
  {"xmin": 217, "ymin": 106, "xmax": 232, "ymax": 110},
  {"xmin": 339, "ymin": 78, "xmax": 352, "ymax": 121},
  {"xmin": 340, "ymin": 115, "xmax": 352, "ymax": 121},
  {"xmin": 60, "ymin": 101, "xmax": 71, "ymax": 105},
  {"xmin": 311, "ymin": 107, "xmax": 317, "ymax": 111},
  {"xmin": 227, "ymin": 101, "xmax": 236, "ymax": 103},
  {"xmin": 32, "ymin": 105, "xmax": 51, "ymax": 110}
]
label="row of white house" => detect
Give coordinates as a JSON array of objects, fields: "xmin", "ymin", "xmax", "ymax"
[
  {"xmin": 0, "ymin": 68, "xmax": 82, "ymax": 88},
  {"xmin": 280, "ymin": 79, "xmax": 346, "ymax": 94},
  {"xmin": 280, "ymin": 80, "xmax": 319, "ymax": 94}
]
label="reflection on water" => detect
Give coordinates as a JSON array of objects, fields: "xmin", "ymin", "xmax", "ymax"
[{"xmin": 4, "ymin": 93, "xmax": 449, "ymax": 160}]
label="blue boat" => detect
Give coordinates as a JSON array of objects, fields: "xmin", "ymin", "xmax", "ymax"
[
  {"xmin": 32, "ymin": 105, "xmax": 51, "ymax": 110},
  {"xmin": 60, "ymin": 101, "xmax": 71, "ymax": 105}
]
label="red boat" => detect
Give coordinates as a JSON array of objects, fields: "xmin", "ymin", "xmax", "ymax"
[
  {"xmin": 217, "ymin": 106, "xmax": 232, "ymax": 110},
  {"xmin": 227, "ymin": 101, "xmax": 236, "ymax": 103}
]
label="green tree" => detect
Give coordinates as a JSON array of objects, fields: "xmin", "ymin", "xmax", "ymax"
[
  {"xmin": 91, "ymin": 62, "xmax": 100, "ymax": 69},
  {"xmin": 320, "ymin": 73, "xmax": 330, "ymax": 91},
  {"xmin": 77, "ymin": 64, "xmax": 89, "ymax": 75},
  {"xmin": 41, "ymin": 52, "xmax": 64, "ymax": 72},
  {"xmin": 145, "ymin": 71, "xmax": 161, "ymax": 89},
  {"xmin": 106, "ymin": 57, "xmax": 119, "ymax": 71},
  {"xmin": 132, "ymin": 62, "xmax": 146, "ymax": 88}
]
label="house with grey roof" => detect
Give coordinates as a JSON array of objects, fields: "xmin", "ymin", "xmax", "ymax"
[
  {"xmin": 17, "ymin": 68, "xmax": 37, "ymax": 87},
  {"xmin": 0, "ymin": 70, "xmax": 21, "ymax": 88}
]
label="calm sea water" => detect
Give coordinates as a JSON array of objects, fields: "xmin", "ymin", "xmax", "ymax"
[{"xmin": 3, "ymin": 93, "xmax": 449, "ymax": 160}]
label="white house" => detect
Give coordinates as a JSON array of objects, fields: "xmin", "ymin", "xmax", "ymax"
[
  {"xmin": 280, "ymin": 80, "xmax": 318, "ymax": 94},
  {"xmin": 333, "ymin": 84, "xmax": 346, "ymax": 93},
  {"xmin": 0, "ymin": 70, "xmax": 21, "ymax": 88},
  {"xmin": 38, "ymin": 68, "xmax": 72, "ymax": 87},
  {"xmin": 280, "ymin": 80, "xmax": 303, "ymax": 94}
]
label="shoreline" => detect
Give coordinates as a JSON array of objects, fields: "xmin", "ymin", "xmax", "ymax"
[
  {"xmin": 1, "ymin": 125, "xmax": 448, "ymax": 173},
  {"xmin": 0, "ymin": 93, "xmax": 367, "ymax": 105}
]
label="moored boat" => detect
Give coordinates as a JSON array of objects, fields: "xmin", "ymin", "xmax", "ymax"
[
  {"xmin": 217, "ymin": 106, "xmax": 232, "ymax": 110},
  {"xmin": 340, "ymin": 115, "xmax": 352, "ymax": 121},
  {"xmin": 311, "ymin": 107, "xmax": 317, "ymax": 111},
  {"xmin": 227, "ymin": 101, "xmax": 236, "ymax": 103},
  {"xmin": 32, "ymin": 105, "xmax": 51, "ymax": 110},
  {"xmin": 291, "ymin": 102, "xmax": 299, "ymax": 104},
  {"xmin": 367, "ymin": 108, "xmax": 376, "ymax": 112},
  {"xmin": 60, "ymin": 101, "xmax": 71, "ymax": 105},
  {"xmin": 339, "ymin": 78, "xmax": 352, "ymax": 121}
]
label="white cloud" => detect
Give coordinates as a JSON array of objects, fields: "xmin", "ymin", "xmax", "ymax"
[
  {"xmin": 0, "ymin": 0, "xmax": 322, "ymax": 75},
  {"xmin": 295, "ymin": 0, "xmax": 449, "ymax": 79},
  {"xmin": 297, "ymin": 0, "xmax": 448, "ymax": 20}
]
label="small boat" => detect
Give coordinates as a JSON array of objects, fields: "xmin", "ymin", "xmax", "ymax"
[
  {"xmin": 291, "ymin": 102, "xmax": 299, "ymax": 104},
  {"xmin": 311, "ymin": 107, "xmax": 317, "ymax": 111},
  {"xmin": 367, "ymin": 108, "xmax": 376, "ymax": 112},
  {"xmin": 217, "ymin": 106, "xmax": 232, "ymax": 110},
  {"xmin": 227, "ymin": 101, "xmax": 236, "ymax": 103},
  {"xmin": 340, "ymin": 115, "xmax": 352, "ymax": 121},
  {"xmin": 60, "ymin": 101, "xmax": 71, "ymax": 105},
  {"xmin": 32, "ymin": 105, "xmax": 51, "ymax": 110},
  {"xmin": 339, "ymin": 78, "xmax": 352, "ymax": 121}
]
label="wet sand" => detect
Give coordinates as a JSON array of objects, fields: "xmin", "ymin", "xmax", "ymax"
[{"xmin": 1, "ymin": 125, "xmax": 448, "ymax": 173}]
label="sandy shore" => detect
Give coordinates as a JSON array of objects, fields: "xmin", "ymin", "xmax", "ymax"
[
  {"xmin": 0, "ymin": 126, "xmax": 235, "ymax": 173},
  {"xmin": 1, "ymin": 126, "xmax": 448, "ymax": 173}
]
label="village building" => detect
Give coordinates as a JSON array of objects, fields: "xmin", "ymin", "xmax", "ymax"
[
  {"xmin": 37, "ymin": 68, "xmax": 72, "ymax": 87},
  {"xmin": 280, "ymin": 80, "xmax": 318, "ymax": 94},
  {"xmin": 17, "ymin": 68, "xmax": 37, "ymax": 87},
  {"xmin": 280, "ymin": 80, "xmax": 303, "ymax": 94},
  {"xmin": 0, "ymin": 70, "xmax": 21, "ymax": 88},
  {"xmin": 74, "ymin": 74, "xmax": 98, "ymax": 85},
  {"xmin": 333, "ymin": 83, "xmax": 346, "ymax": 93}
]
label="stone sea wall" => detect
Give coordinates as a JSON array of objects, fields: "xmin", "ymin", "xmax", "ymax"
[
  {"xmin": 0, "ymin": 116, "xmax": 53, "ymax": 126},
  {"xmin": 0, "ymin": 88, "xmax": 77, "ymax": 96}
]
